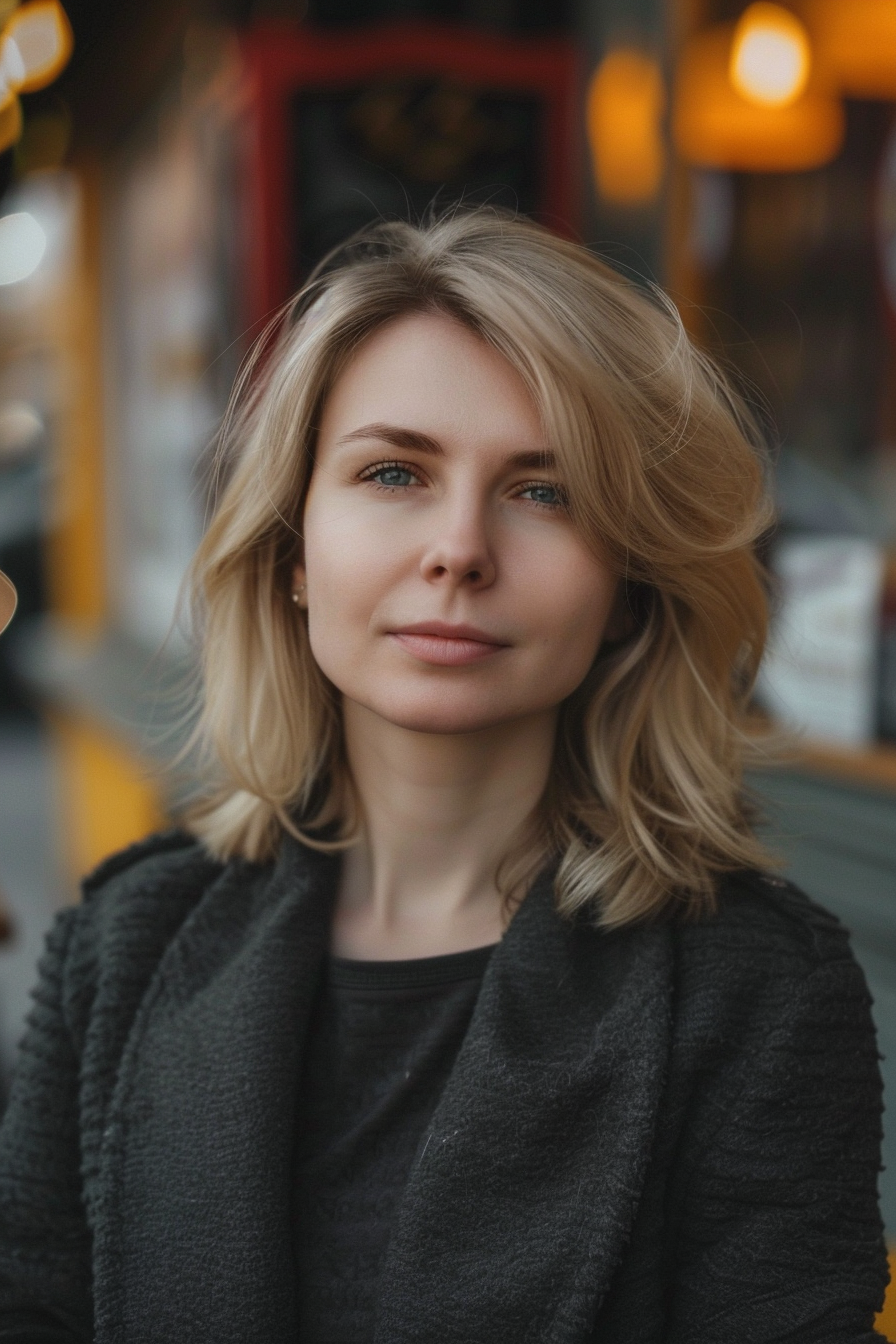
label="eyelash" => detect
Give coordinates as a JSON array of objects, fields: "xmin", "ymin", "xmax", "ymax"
[
  {"xmin": 358, "ymin": 460, "xmax": 424, "ymax": 491},
  {"xmin": 517, "ymin": 480, "xmax": 569, "ymax": 511},
  {"xmin": 357, "ymin": 460, "xmax": 568, "ymax": 510}
]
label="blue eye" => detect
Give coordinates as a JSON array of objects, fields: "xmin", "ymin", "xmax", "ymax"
[
  {"xmin": 367, "ymin": 465, "xmax": 417, "ymax": 488},
  {"xmin": 520, "ymin": 482, "xmax": 566, "ymax": 508}
]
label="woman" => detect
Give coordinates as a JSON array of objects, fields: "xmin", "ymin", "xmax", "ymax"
[{"xmin": 0, "ymin": 210, "xmax": 888, "ymax": 1343}]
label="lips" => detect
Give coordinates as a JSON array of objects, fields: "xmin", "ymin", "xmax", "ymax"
[{"xmin": 388, "ymin": 621, "xmax": 510, "ymax": 667}]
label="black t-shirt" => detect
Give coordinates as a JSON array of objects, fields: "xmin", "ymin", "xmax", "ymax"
[{"xmin": 293, "ymin": 943, "xmax": 496, "ymax": 1344}]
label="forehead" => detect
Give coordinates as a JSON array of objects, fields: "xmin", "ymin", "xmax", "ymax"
[{"xmin": 317, "ymin": 311, "xmax": 544, "ymax": 450}]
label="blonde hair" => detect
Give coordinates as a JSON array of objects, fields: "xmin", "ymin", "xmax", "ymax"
[{"xmin": 184, "ymin": 209, "xmax": 774, "ymax": 927}]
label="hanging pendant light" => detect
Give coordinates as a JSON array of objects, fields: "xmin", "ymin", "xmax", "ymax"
[
  {"xmin": 0, "ymin": 0, "xmax": 73, "ymax": 154},
  {"xmin": 729, "ymin": 3, "xmax": 811, "ymax": 107},
  {"xmin": 674, "ymin": 5, "xmax": 844, "ymax": 172},
  {"xmin": 803, "ymin": 0, "xmax": 896, "ymax": 100}
]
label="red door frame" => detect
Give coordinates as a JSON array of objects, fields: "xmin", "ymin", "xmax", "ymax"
[{"xmin": 239, "ymin": 22, "xmax": 581, "ymax": 331}]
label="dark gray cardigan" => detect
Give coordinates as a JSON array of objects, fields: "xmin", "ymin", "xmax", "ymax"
[{"xmin": 0, "ymin": 830, "xmax": 888, "ymax": 1343}]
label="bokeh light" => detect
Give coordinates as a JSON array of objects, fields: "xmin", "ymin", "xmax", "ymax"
[
  {"xmin": 586, "ymin": 49, "xmax": 665, "ymax": 205},
  {"xmin": 730, "ymin": 3, "xmax": 812, "ymax": 109},
  {"xmin": 0, "ymin": 211, "xmax": 47, "ymax": 284}
]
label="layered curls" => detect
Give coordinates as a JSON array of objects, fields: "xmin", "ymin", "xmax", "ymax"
[{"xmin": 184, "ymin": 209, "xmax": 774, "ymax": 927}]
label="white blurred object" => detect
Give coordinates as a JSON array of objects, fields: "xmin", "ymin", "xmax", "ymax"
[
  {"xmin": 757, "ymin": 535, "xmax": 885, "ymax": 746},
  {"xmin": 0, "ymin": 172, "xmax": 77, "ymax": 310},
  {"xmin": 0, "ymin": 211, "xmax": 46, "ymax": 284}
]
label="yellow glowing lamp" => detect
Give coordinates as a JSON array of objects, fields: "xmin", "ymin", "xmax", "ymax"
[
  {"xmin": 804, "ymin": 0, "xmax": 896, "ymax": 99},
  {"xmin": 5, "ymin": 0, "xmax": 72, "ymax": 93},
  {"xmin": 730, "ymin": 3, "xmax": 811, "ymax": 107},
  {"xmin": 674, "ymin": 21, "xmax": 844, "ymax": 171},
  {"xmin": 586, "ymin": 49, "xmax": 666, "ymax": 206},
  {"xmin": 0, "ymin": 0, "xmax": 72, "ymax": 152}
]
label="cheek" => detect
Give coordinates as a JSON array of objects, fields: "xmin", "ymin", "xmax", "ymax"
[
  {"xmin": 301, "ymin": 496, "xmax": 401, "ymax": 674},
  {"xmin": 531, "ymin": 583, "xmax": 618, "ymax": 706},
  {"xmin": 306, "ymin": 518, "xmax": 359, "ymax": 601},
  {"xmin": 304, "ymin": 484, "xmax": 379, "ymax": 596},
  {"xmin": 527, "ymin": 541, "xmax": 617, "ymax": 666},
  {"xmin": 551, "ymin": 588, "xmax": 615, "ymax": 680}
]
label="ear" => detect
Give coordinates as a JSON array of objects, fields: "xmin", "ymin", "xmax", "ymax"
[{"xmin": 291, "ymin": 560, "xmax": 308, "ymax": 610}]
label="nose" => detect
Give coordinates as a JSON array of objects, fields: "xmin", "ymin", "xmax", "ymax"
[{"xmin": 419, "ymin": 496, "xmax": 496, "ymax": 590}]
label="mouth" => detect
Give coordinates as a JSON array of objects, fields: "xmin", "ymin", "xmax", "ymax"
[{"xmin": 388, "ymin": 621, "xmax": 510, "ymax": 667}]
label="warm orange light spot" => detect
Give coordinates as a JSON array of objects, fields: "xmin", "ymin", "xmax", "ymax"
[
  {"xmin": 0, "ymin": 1, "xmax": 71, "ymax": 153},
  {"xmin": 674, "ymin": 22, "xmax": 843, "ymax": 172},
  {"xmin": 730, "ymin": 3, "xmax": 812, "ymax": 108},
  {"xmin": 805, "ymin": 0, "xmax": 896, "ymax": 100},
  {"xmin": 586, "ymin": 49, "xmax": 665, "ymax": 206},
  {"xmin": 5, "ymin": 0, "xmax": 73, "ymax": 94}
]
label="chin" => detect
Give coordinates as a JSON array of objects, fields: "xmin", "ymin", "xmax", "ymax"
[{"xmin": 362, "ymin": 690, "xmax": 529, "ymax": 736}]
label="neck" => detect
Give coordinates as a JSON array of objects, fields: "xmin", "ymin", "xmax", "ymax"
[{"xmin": 333, "ymin": 700, "xmax": 557, "ymax": 958}]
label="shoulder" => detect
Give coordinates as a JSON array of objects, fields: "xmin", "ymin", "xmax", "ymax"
[
  {"xmin": 668, "ymin": 869, "xmax": 874, "ymax": 1056},
  {"xmin": 81, "ymin": 827, "xmax": 224, "ymax": 902},
  {"xmin": 676, "ymin": 867, "xmax": 855, "ymax": 974},
  {"xmin": 74, "ymin": 827, "xmax": 229, "ymax": 948},
  {"xmin": 57, "ymin": 830, "xmax": 236, "ymax": 1026},
  {"xmin": 659, "ymin": 877, "xmax": 887, "ymax": 1326}
]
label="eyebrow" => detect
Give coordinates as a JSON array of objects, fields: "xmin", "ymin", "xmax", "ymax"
[{"xmin": 338, "ymin": 422, "xmax": 557, "ymax": 471}]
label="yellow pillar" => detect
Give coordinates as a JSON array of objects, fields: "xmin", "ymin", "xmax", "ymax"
[
  {"xmin": 44, "ymin": 155, "xmax": 107, "ymax": 632},
  {"xmin": 50, "ymin": 713, "xmax": 166, "ymax": 882},
  {"xmin": 41, "ymin": 157, "xmax": 168, "ymax": 883}
]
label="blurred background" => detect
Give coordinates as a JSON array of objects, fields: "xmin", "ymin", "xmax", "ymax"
[{"xmin": 0, "ymin": 0, "xmax": 895, "ymax": 1304}]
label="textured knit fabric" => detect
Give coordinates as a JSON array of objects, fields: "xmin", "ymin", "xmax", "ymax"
[
  {"xmin": 0, "ymin": 830, "xmax": 888, "ymax": 1344},
  {"xmin": 294, "ymin": 944, "xmax": 494, "ymax": 1343}
]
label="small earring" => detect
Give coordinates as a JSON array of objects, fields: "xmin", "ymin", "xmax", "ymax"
[{"xmin": 292, "ymin": 584, "xmax": 306, "ymax": 605}]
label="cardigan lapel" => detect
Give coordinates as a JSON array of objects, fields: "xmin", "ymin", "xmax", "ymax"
[
  {"xmin": 374, "ymin": 874, "xmax": 675, "ymax": 1344},
  {"xmin": 95, "ymin": 843, "xmax": 673, "ymax": 1344},
  {"xmin": 94, "ymin": 836, "xmax": 338, "ymax": 1344}
]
